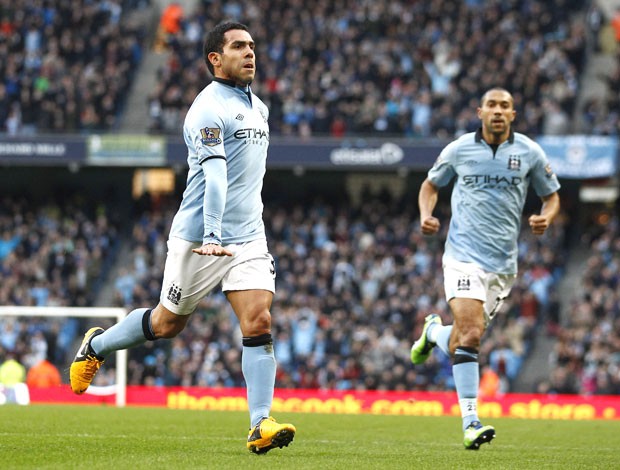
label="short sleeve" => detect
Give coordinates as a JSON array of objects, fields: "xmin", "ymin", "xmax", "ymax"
[{"xmin": 427, "ymin": 140, "xmax": 458, "ymax": 187}]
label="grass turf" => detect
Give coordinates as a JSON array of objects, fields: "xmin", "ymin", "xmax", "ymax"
[{"xmin": 1, "ymin": 404, "xmax": 619, "ymax": 469}]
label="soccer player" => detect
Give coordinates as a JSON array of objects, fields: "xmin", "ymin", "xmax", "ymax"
[
  {"xmin": 410, "ymin": 88, "xmax": 560, "ymax": 449},
  {"xmin": 70, "ymin": 22, "xmax": 296, "ymax": 454}
]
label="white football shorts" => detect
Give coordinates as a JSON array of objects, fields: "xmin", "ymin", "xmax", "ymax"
[
  {"xmin": 443, "ymin": 257, "xmax": 517, "ymax": 324},
  {"xmin": 160, "ymin": 237, "xmax": 276, "ymax": 315}
]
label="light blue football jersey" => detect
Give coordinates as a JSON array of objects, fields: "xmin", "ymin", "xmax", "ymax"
[
  {"xmin": 169, "ymin": 79, "xmax": 270, "ymax": 245},
  {"xmin": 428, "ymin": 129, "xmax": 561, "ymax": 274}
]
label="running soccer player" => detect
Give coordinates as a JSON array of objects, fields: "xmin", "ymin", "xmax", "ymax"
[
  {"xmin": 410, "ymin": 88, "xmax": 560, "ymax": 449},
  {"xmin": 70, "ymin": 22, "xmax": 295, "ymax": 454}
]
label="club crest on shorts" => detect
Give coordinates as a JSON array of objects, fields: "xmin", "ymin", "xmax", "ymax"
[
  {"xmin": 167, "ymin": 283, "xmax": 182, "ymax": 305},
  {"xmin": 200, "ymin": 127, "xmax": 222, "ymax": 146},
  {"xmin": 457, "ymin": 276, "xmax": 471, "ymax": 291}
]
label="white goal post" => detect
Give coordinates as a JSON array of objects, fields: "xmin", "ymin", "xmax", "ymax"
[{"xmin": 0, "ymin": 306, "xmax": 127, "ymax": 407}]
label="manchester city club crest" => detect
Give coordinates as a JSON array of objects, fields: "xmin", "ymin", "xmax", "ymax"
[
  {"xmin": 167, "ymin": 283, "xmax": 182, "ymax": 305},
  {"xmin": 507, "ymin": 154, "xmax": 521, "ymax": 171},
  {"xmin": 457, "ymin": 276, "xmax": 471, "ymax": 291}
]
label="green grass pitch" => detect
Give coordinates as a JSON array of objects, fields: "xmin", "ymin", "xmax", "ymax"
[{"xmin": 1, "ymin": 404, "xmax": 619, "ymax": 469}]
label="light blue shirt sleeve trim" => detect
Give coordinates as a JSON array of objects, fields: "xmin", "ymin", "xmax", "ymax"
[{"xmin": 201, "ymin": 156, "xmax": 227, "ymax": 245}]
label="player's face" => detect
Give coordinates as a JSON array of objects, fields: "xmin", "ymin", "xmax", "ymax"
[
  {"xmin": 477, "ymin": 90, "xmax": 516, "ymax": 143},
  {"xmin": 216, "ymin": 29, "xmax": 256, "ymax": 86}
]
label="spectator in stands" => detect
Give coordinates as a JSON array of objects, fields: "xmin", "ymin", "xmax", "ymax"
[
  {"xmin": 479, "ymin": 364, "xmax": 502, "ymax": 398},
  {"xmin": 611, "ymin": 8, "xmax": 620, "ymax": 44},
  {"xmin": 0, "ymin": 351, "xmax": 30, "ymax": 405},
  {"xmin": 26, "ymin": 357, "xmax": 62, "ymax": 388},
  {"xmin": 0, "ymin": 228, "xmax": 21, "ymax": 261},
  {"xmin": 0, "ymin": 351, "xmax": 26, "ymax": 386},
  {"xmin": 69, "ymin": 22, "xmax": 295, "ymax": 455},
  {"xmin": 411, "ymin": 88, "xmax": 561, "ymax": 449}
]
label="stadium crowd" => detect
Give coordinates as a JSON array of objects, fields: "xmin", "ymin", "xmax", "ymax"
[
  {"xmin": 148, "ymin": 0, "xmax": 587, "ymax": 138},
  {"xmin": 0, "ymin": 0, "xmax": 145, "ymax": 135},
  {"xmin": 579, "ymin": 2, "xmax": 620, "ymax": 137},
  {"xmin": 0, "ymin": 195, "xmax": 118, "ymax": 371},
  {"xmin": 11, "ymin": 1, "xmax": 620, "ymax": 140},
  {"xmin": 2, "ymin": 0, "xmax": 605, "ymax": 139},
  {"xmin": 543, "ymin": 214, "xmax": 620, "ymax": 395},
  {"xmin": 96, "ymin": 191, "xmax": 567, "ymax": 392},
  {"xmin": 1, "ymin": 188, "xmax": 611, "ymax": 396},
  {"xmin": 1, "ymin": 0, "xmax": 617, "ymax": 398}
]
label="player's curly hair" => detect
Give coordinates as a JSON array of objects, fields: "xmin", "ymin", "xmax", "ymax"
[{"xmin": 203, "ymin": 22, "xmax": 250, "ymax": 75}]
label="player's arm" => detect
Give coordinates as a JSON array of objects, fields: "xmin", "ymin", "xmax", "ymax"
[
  {"xmin": 418, "ymin": 178, "xmax": 441, "ymax": 236},
  {"xmin": 192, "ymin": 156, "xmax": 233, "ymax": 256},
  {"xmin": 528, "ymin": 192, "xmax": 560, "ymax": 236}
]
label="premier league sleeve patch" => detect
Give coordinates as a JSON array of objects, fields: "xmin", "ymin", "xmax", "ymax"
[
  {"xmin": 200, "ymin": 127, "xmax": 222, "ymax": 146},
  {"xmin": 544, "ymin": 164, "xmax": 555, "ymax": 178}
]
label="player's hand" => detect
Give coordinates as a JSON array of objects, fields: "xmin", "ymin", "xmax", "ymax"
[
  {"xmin": 528, "ymin": 214, "xmax": 550, "ymax": 236},
  {"xmin": 192, "ymin": 243, "xmax": 233, "ymax": 256},
  {"xmin": 421, "ymin": 216, "xmax": 440, "ymax": 236}
]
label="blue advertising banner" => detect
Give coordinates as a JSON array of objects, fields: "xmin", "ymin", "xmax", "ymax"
[
  {"xmin": 538, "ymin": 135, "xmax": 618, "ymax": 179},
  {"xmin": 1, "ymin": 134, "xmax": 618, "ymax": 179},
  {"xmin": 168, "ymin": 138, "xmax": 443, "ymax": 171},
  {"xmin": 0, "ymin": 136, "xmax": 85, "ymax": 165},
  {"xmin": 170, "ymin": 136, "xmax": 620, "ymax": 177}
]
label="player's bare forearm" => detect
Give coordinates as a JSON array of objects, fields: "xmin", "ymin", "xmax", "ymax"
[
  {"xmin": 419, "ymin": 179, "xmax": 441, "ymax": 235},
  {"xmin": 192, "ymin": 243, "xmax": 233, "ymax": 256},
  {"xmin": 529, "ymin": 192, "xmax": 560, "ymax": 235}
]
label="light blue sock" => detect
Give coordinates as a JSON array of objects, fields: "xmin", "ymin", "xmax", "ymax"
[
  {"xmin": 90, "ymin": 307, "xmax": 152, "ymax": 357},
  {"xmin": 242, "ymin": 343, "xmax": 276, "ymax": 427},
  {"xmin": 453, "ymin": 347, "xmax": 480, "ymax": 431},
  {"xmin": 428, "ymin": 324, "xmax": 452, "ymax": 356}
]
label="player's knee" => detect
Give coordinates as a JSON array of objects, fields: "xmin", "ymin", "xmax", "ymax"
[
  {"xmin": 155, "ymin": 323, "xmax": 185, "ymax": 339},
  {"xmin": 459, "ymin": 329, "xmax": 483, "ymax": 349},
  {"xmin": 150, "ymin": 306, "xmax": 189, "ymax": 339},
  {"xmin": 241, "ymin": 309, "xmax": 271, "ymax": 336},
  {"xmin": 450, "ymin": 326, "xmax": 483, "ymax": 352}
]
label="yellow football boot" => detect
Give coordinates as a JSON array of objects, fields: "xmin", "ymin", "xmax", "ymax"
[
  {"xmin": 247, "ymin": 416, "xmax": 296, "ymax": 454},
  {"xmin": 70, "ymin": 327, "xmax": 105, "ymax": 394}
]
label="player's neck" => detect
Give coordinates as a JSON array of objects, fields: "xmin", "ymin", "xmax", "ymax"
[{"xmin": 482, "ymin": 130, "xmax": 509, "ymax": 145}]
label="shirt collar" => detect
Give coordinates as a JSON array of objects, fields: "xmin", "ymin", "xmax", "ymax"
[
  {"xmin": 213, "ymin": 77, "xmax": 250, "ymax": 92},
  {"xmin": 213, "ymin": 77, "xmax": 252, "ymax": 104},
  {"xmin": 474, "ymin": 127, "xmax": 515, "ymax": 144}
]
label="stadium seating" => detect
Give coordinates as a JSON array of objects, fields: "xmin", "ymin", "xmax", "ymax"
[
  {"xmin": 1, "ymin": 0, "xmax": 608, "ymax": 395},
  {"xmin": 544, "ymin": 216, "xmax": 620, "ymax": 394},
  {"xmin": 1, "ymin": 1, "xmax": 589, "ymax": 138},
  {"xmin": 0, "ymin": 0, "xmax": 145, "ymax": 134},
  {"xmin": 104, "ymin": 194, "xmax": 566, "ymax": 391},
  {"xmin": 147, "ymin": 0, "xmax": 586, "ymax": 137},
  {"xmin": 0, "ymin": 188, "xmax": 569, "ymax": 392},
  {"xmin": 0, "ymin": 195, "xmax": 119, "ymax": 370}
]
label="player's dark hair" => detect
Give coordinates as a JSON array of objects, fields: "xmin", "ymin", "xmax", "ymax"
[
  {"xmin": 203, "ymin": 22, "xmax": 250, "ymax": 75},
  {"xmin": 480, "ymin": 87, "xmax": 513, "ymax": 107}
]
